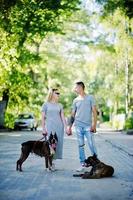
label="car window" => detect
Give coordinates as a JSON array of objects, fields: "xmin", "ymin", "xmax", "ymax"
[
  {"xmin": 18, "ymin": 115, "xmax": 24, "ymax": 119},
  {"xmin": 29, "ymin": 115, "xmax": 33, "ymax": 119},
  {"xmin": 18, "ymin": 114, "xmax": 34, "ymax": 119}
]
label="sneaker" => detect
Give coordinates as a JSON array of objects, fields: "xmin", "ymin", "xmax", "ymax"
[
  {"xmin": 76, "ymin": 165, "xmax": 86, "ymax": 172},
  {"xmin": 50, "ymin": 163, "xmax": 56, "ymax": 171}
]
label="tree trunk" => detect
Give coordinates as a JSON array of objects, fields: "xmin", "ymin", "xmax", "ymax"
[
  {"xmin": 0, "ymin": 89, "xmax": 9, "ymax": 128},
  {"xmin": 125, "ymin": 49, "xmax": 129, "ymax": 116}
]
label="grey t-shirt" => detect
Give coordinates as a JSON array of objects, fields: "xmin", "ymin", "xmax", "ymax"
[{"xmin": 72, "ymin": 95, "xmax": 96, "ymax": 127}]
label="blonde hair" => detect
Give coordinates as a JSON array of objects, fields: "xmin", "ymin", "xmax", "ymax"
[{"xmin": 47, "ymin": 88, "xmax": 58, "ymax": 102}]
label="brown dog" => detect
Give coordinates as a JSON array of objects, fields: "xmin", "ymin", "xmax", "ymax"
[
  {"xmin": 73, "ymin": 154, "xmax": 114, "ymax": 179},
  {"xmin": 16, "ymin": 133, "xmax": 58, "ymax": 172}
]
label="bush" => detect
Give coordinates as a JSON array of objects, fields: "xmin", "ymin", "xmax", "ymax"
[
  {"xmin": 112, "ymin": 113, "xmax": 126, "ymax": 130},
  {"xmin": 5, "ymin": 112, "xmax": 15, "ymax": 129},
  {"xmin": 124, "ymin": 117, "xmax": 133, "ymax": 130}
]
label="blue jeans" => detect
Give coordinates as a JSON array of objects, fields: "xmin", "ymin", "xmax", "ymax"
[{"xmin": 74, "ymin": 126, "xmax": 97, "ymax": 164}]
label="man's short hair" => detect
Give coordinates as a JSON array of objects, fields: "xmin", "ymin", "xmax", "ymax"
[{"xmin": 75, "ymin": 81, "xmax": 85, "ymax": 90}]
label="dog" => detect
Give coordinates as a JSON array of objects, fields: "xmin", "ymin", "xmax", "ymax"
[
  {"xmin": 73, "ymin": 154, "xmax": 114, "ymax": 179},
  {"xmin": 16, "ymin": 132, "xmax": 58, "ymax": 172}
]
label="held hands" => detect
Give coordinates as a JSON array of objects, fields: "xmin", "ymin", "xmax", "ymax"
[{"xmin": 66, "ymin": 126, "xmax": 72, "ymax": 136}]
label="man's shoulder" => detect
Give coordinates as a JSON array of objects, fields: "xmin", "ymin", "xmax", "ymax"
[
  {"xmin": 86, "ymin": 94, "xmax": 94, "ymax": 99},
  {"xmin": 73, "ymin": 96, "xmax": 81, "ymax": 103},
  {"xmin": 58, "ymin": 103, "xmax": 63, "ymax": 108}
]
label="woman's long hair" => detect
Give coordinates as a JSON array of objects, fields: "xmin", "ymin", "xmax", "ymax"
[{"xmin": 47, "ymin": 88, "xmax": 58, "ymax": 102}]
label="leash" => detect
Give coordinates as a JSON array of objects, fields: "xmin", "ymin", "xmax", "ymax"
[
  {"xmin": 36, "ymin": 134, "xmax": 56, "ymax": 156},
  {"xmin": 38, "ymin": 134, "xmax": 47, "ymax": 141}
]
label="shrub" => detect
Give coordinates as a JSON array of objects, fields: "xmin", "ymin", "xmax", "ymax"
[
  {"xmin": 5, "ymin": 112, "xmax": 15, "ymax": 129},
  {"xmin": 124, "ymin": 117, "xmax": 133, "ymax": 130}
]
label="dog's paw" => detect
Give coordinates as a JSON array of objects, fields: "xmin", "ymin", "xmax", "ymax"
[
  {"xmin": 73, "ymin": 174, "xmax": 84, "ymax": 177},
  {"xmin": 49, "ymin": 166, "xmax": 56, "ymax": 172},
  {"xmin": 82, "ymin": 175, "xmax": 89, "ymax": 179},
  {"xmin": 81, "ymin": 172, "xmax": 91, "ymax": 179},
  {"xmin": 48, "ymin": 163, "xmax": 56, "ymax": 172}
]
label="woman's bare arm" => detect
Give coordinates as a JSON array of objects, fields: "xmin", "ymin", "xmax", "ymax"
[
  {"xmin": 60, "ymin": 110, "xmax": 67, "ymax": 133},
  {"xmin": 42, "ymin": 112, "xmax": 47, "ymax": 135}
]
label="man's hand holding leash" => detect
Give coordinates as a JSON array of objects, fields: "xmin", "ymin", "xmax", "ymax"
[
  {"xmin": 90, "ymin": 125, "xmax": 96, "ymax": 133},
  {"xmin": 90, "ymin": 105, "xmax": 97, "ymax": 133}
]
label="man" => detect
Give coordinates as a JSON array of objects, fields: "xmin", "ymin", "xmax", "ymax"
[{"xmin": 67, "ymin": 81, "xmax": 98, "ymax": 172}]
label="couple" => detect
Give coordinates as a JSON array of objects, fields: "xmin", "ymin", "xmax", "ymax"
[{"xmin": 41, "ymin": 81, "xmax": 97, "ymax": 172}]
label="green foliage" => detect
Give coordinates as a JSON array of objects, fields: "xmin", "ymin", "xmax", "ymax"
[
  {"xmin": 4, "ymin": 112, "xmax": 15, "ymax": 129},
  {"xmin": 117, "ymin": 107, "xmax": 126, "ymax": 114},
  {"xmin": 96, "ymin": 0, "xmax": 133, "ymax": 18},
  {"xmin": 124, "ymin": 117, "xmax": 133, "ymax": 130},
  {"xmin": 0, "ymin": 0, "xmax": 133, "ymax": 130},
  {"xmin": 101, "ymin": 106, "xmax": 110, "ymax": 122},
  {"xmin": 0, "ymin": 0, "xmax": 81, "ymax": 127}
]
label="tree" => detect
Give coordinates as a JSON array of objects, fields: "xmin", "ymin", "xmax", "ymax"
[
  {"xmin": 96, "ymin": 0, "xmax": 133, "ymax": 18},
  {"xmin": 0, "ymin": 0, "xmax": 81, "ymax": 128}
]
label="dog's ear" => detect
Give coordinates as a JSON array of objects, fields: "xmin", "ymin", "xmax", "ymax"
[
  {"xmin": 49, "ymin": 132, "xmax": 53, "ymax": 140},
  {"xmin": 54, "ymin": 132, "xmax": 58, "ymax": 141},
  {"xmin": 51, "ymin": 132, "xmax": 54, "ymax": 137},
  {"xmin": 93, "ymin": 154, "xmax": 97, "ymax": 160}
]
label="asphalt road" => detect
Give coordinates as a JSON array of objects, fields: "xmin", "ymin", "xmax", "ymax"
[{"xmin": 0, "ymin": 129, "xmax": 133, "ymax": 200}]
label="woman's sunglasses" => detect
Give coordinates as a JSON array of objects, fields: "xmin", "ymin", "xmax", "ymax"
[{"xmin": 55, "ymin": 92, "xmax": 60, "ymax": 95}]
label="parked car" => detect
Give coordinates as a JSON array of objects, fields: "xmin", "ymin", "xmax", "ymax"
[{"xmin": 14, "ymin": 113, "xmax": 38, "ymax": 131}]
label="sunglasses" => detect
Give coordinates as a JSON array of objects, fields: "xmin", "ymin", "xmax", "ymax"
[{"xmin": 55, "ymin": 92, "xmax": 60, "ymax": 95}]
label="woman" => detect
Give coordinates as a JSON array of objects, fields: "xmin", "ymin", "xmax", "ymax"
[{"xmin": 41, "ymin": 88, "xmax": 67, "ymax": 162}]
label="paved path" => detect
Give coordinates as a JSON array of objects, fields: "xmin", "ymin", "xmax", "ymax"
[{"xmin": 0, "ymin": 129, "xmax": 133, "ymax": 200}]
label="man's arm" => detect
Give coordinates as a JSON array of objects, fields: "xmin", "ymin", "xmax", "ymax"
[
  {"xmin": 68, "ymin": 112, "xmax": 75, "ymax": 127},
  {"xmin": 91, "ymin": 105, "xmax": 97, "ymax": 133},
  {"xmin": 67, "ymin": 111, "xmax": 75, "ymax": 135}
]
